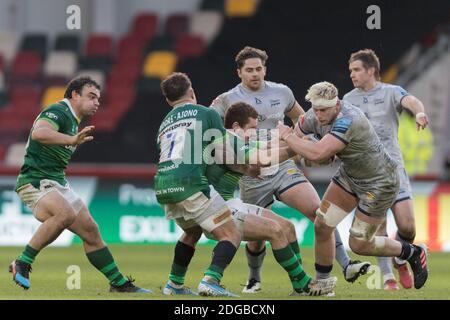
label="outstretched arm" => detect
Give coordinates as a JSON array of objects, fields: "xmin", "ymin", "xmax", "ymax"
[{"xmin": 32, "ymin": 119, "xmax": 95, "ymax": 146}]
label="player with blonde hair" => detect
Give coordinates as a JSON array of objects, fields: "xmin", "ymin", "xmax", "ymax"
[{"xmin": 277, "ymin": 81, "xmax": 429, "ymax": 290}]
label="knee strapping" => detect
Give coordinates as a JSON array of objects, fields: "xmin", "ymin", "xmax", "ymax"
[
  {"xmin": 315, "ymin": 200, "xmax": 349, "ymax": 227},
  {"xmin": 349, "ymin": 218, "xmax": 380, "ymax": 242}
]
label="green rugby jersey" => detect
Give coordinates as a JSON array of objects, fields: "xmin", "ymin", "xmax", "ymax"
[
  {"xmin": 205, "ymin": 132, "xmax": 257, "ymax": 201},
  {"xmin": 16, "ymin": 99, "xmax": 81, "ymax": 190},
  {"xmin": 155, "ymin": 104, "xmax": 226, "ymax": 204}
]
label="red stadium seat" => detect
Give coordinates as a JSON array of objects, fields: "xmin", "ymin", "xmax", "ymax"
[
  {"xmin": 10, "ymin": 85, "xmax": 41, "ymax": 117},
  {"xmin": 86, "ymin": 34, "xmax": 113, "ymax": 57},
  {"xmin": 107, "ymin": 86, "xmax": 135, "ymax": 109},
  {"xmin": 131, "ymin": 13, "xmax": 158, "ymax": 44},
  {"xmin": 11, "ymin": 51, "xmax": 42, "ymax": 81},
  {"xmin": 176, "ymin": 35, "xmax": 205, "ymax": 60},
  {"xmin": 89, "ymin": 109, "xmax": 121, "ymax": 132},
  {"xmin": 0, "ymin": 54, "xmax": 4, "ymax": 72},
  {"xmin": 0, "ymin": 144, "xmax": 5, "ymax": 163},
  {"xmin": 108, "ymin": 63, "xmax": 141, "ymax": 86},
  {"xmin": 117, "ymin": 35, "xmax": 143, "ymax": 64},
  {"xmin": 164, "ymin": 14, "xmax": 189, "ymax": 39},
  {"xmin": 0, "ymin": 106, "xmax": 33, "ymax": 132}
]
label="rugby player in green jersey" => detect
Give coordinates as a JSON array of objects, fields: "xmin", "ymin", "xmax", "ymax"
[
  {"xmin": 156, "ymin": 72, "xmax": 243, "ymax": 297},
  {"xmin": 206, "ymin": 102, "xmax": 336, "ymax": 296},
  {"xmin": 10, "ymin": 77, "xmax": 150, "ymax": 293}
]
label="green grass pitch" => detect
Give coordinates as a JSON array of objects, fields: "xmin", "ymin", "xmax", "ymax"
[{"xmin": 1, "ymin": 245, "xmax": 449, "ymax": 300}]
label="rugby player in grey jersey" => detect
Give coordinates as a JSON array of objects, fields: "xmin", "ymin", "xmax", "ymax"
[
  {"xmin": 277, "ymin": 81, "xmax": 428, "ymax": 290},
  {"xmin": 211, "ymin": 47, "xmax": 369, "ymax": 293},
  {"xmin": 344, "ymin": 49, "xmax": 429, "ymax": 290}
]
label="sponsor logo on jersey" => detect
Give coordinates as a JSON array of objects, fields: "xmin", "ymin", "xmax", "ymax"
[
  {"xmin": 64, "ymin": 145, "xmax": 77, "ymax": 152},
  {"xmin": 366, "ymin": 191, "xmax": 375, "ymax": 201},
  {"xmin": 255, "ymin": 97, "xmax": 262, "ymax": 104},
  {"xmin": 332, "ymin": 117, "xmax": 352, "ymax": 134},
  {"xmin": 270, "ymin": 99, "xmax": 280, "ymax": 107},
  {"xmin": 45, "ymin": 112, "xmax": 58, "ymax": 120},
  {"xmin": 155, "ymin": 186, "xmax": 185, "ymax": 195},
  {"xmin": 374, "ymin": 98, "xmax": 384, "ymax": 105}
]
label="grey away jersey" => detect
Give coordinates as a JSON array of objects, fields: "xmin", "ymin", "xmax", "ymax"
[
  {"xmin": 343, "ymin": 82, "xmax": 409, "ymax": 165},
  {"xmin": 299, "ymin": 100, "xmax": 398, "ymax": 181},
  {"xmin": 210, "ymin": 81, "xmax": 295, "ymax": 133}
]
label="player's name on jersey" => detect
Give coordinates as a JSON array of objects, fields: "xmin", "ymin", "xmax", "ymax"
[{"xmin": 160, "ymin": 109, "xmax": 199, "ymax": 128}]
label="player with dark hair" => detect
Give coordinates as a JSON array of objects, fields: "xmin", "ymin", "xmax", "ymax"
[
  {"xmin": 10, "ymin": 77, "xmax": 150, "ymax": 293},
  {"xmin": 211, "ymin": 46, "xmax": 369, "ymax": 293},
  {"xmin": 157, "ymin": 72, "xmax": 241, "ymax": 297}
]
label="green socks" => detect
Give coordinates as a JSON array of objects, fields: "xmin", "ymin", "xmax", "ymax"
[
  {"xmin": 17, "ymin": 245, "xmax": 40, "ymax": 265},
  {"xmin": 289, "ymin": 240, "xmax": 302, "ymax": 264},
  {"xmin": 86, "ymin": 247, "xmax": 127, "ymax": 286},
  {"xmin": 273, "ymin": 245, "xmax": 311, "ymax": 290}
]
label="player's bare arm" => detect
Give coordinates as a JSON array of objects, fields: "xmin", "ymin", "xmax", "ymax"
[
  {"xmin": 277, "ymin": 122, "xmax": 345, "ymax": 162},
  {"xmin": 32, "ymin": 119, "xmax": 95, "ymax": 146},
  {"xmin": 285, "ymin": 101, "xmax": 305, "ymax": 125},
  {"xmin": 400, "ymin": 95, "xmax": 429, "ymax": 130}
]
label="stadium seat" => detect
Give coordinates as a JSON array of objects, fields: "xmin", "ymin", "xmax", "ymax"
[
  {"xmin": 106, "ymin": 86, "xmax": 135, "ymax": 108},
  {"xmin": 189, "ymin": 11, "xmax": 223, "ymax": 45},
  {"xmin": 0, "ymin": 90, "xmax": 7, "ymax": 107},
  {"xmin": 164, "ymin": 14, "xmax": 189, "ymax": 39},
  {"xmin": 86, "ymin": 34, "xmax": 113, "ymax": 57},
  {"xmin": 117, "ymin": 35, "xmax": 144, "ymax": 64},
  {"xmin": 20, "ymin": 33, "xmax": 47, "ymax": 58},
  {"xmin": 90, "ymin": 111, "xmax": 121, "ymax": 132},
  {"xmin": 0, "ymin": 31, "xmax": 18, "ymax": 64},
  {"xmin": 43, "ymin": 76, "xmax": 69, "ymax": 88},
  {"xmin": 0, "ymin": 72, "xmax": 5, "ymax": 92},
  {"xmin": 144, "ymin": 35, "xmax": 175, "ymax": 55},
  {"xmin": 200, "ymin": 0, "xmax": 225, "ymax": 11},
  {"xmin": 136, "ymin": 76, "xmax": 162, "ymax": 95},
  {"xmin": 0, "ymin": 109, "xmax": 23, "ymax": 131},
  {"xmin": 131, "ymin": 13, "xmax": 158, "ymax": 44},
  {"xmin": 176, "ymin": 35, "xmax": 205, "ymax": 61},
  {"xmin": 43, "ymin": 51, "xmax": 77, "ymax": 78},
  {"xmin": 0, "ymin": 144, "xmax": 5, "ymax": 163},
  {"xmin": 75, "ymin": 69, "xmax": 105, "ymax": 88},
  {"xmin": 41, "ymin": 86, "xmax": 66, "ymax": 108},
  {"xmin": 225, "ymin": 0, "xmax": 259, "ymax": 17},
  {"xmin": 11, "ymin": 84, "xmax": 41, "ymax": 108},
  {"xmin": 54, "ymin": 33, "xmax": 81, "ymax": 53},
  {"xmin": 4, "ymin": 142, "xmax": 27, "ymax": 167},
  {"xmin": 0, "ymin": 54, "xmax": 4, "ymax": 72},
  {"xmin": 142, "ymin": 51, "xmax": 177, "ymax": 79},
  {"xmin": 11, "ymin": 51, "xmax": 42, "ymax": 82},
  {"xmin": 109, "ymin": 63, "xmax": 141, "ymax": 85},
  {"xmin": 79, "ymin": 56, "xmax": 112, "ymax": 74}
]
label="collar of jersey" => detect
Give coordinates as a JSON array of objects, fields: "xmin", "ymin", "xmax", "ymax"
[
  {"xmin": 357, "ymin": 81, "xmax": 382, "ymax": 94},
  {"xmin": 173, "ymin": 101, "xmax": 195, "ymax": 108},
  {"xmin": 240, "ymin": 81, "xmax": 266, "ymax": 94},
  {"xmin": 62, "ymin": 98, "xmax": 81, "ymax": 124}
]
